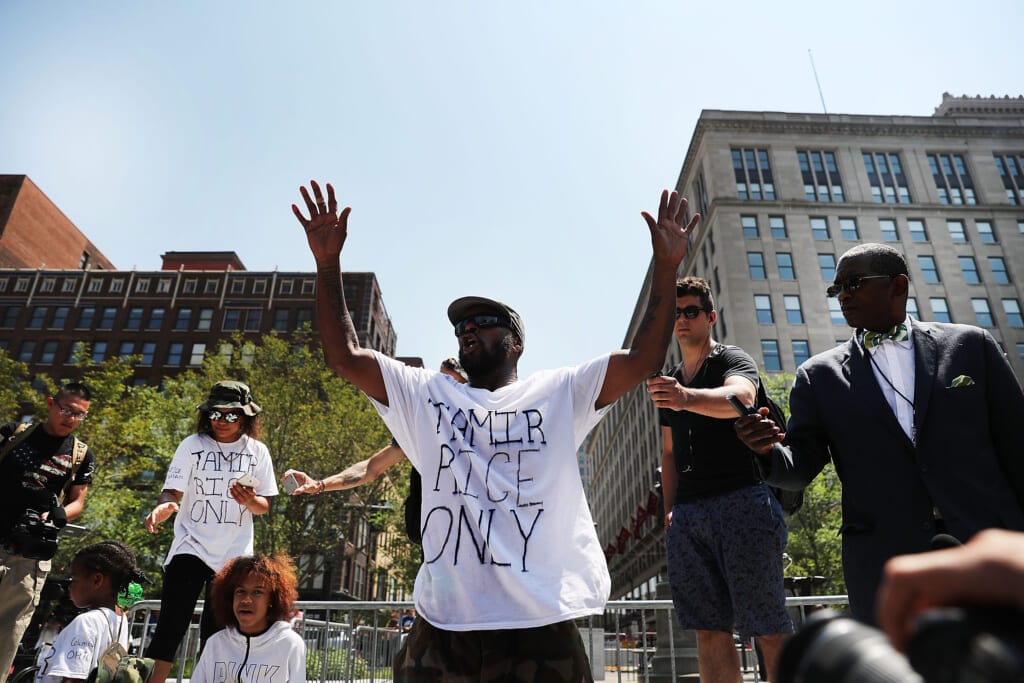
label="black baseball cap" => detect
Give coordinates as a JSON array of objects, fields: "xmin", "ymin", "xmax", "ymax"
[{"xmin": 447, "ymin": 296, "xmax": 526, "ymax": 346}]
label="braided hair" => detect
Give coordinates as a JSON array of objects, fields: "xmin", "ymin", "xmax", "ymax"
[{"xmin": 72, "ymin": 541, "xmax": 148, "ymax": 598}]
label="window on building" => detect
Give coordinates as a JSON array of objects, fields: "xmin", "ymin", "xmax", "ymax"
[
  {"xmin": 28, "ymin": 307, "xmax": 48, "ymax": 329},
  {"xmin": 273, "ymin": 309, "xmax": 290, "ymax": 331},
  {"xmin": 797, "ymin": 150, "xmax": 844, "ymax": 202},
  {"xmin": 792, "ymin": 340, "xmax": 810, "ymax": 367},
  {"xmin": 62, "ymin": 279, "xmax": 77, "ymax": 293},
  {"xmin": 204, "ymin": 279, "xmax": 219, "ymax": 294},
  {"xmin": 1004, "ymin": 300, "xmax": 1023, "ymax": 328},
  {"xmin": 253, "ymin": 279, "xmax": 267, "ymax": 294},
  {"xmin": 230, "ymin": 279, "xmax": 245, "ymax": 294},
  {"xmin": 147, "ymin": 308, "xmax": 165, "ymax": 331},
  {"xmin": 110, "ymin": 278, "xmax": 125, "ymax": 293},
  {"xmin": 300, "ymin": 279, "xmax": 315, "ymax": 295},
  {"xmin": 189, "ymin": 343, "xmax": 207, "ymax": 366},
  {"xmin": 98, "ymin": 307, "xmax": 116, "ymax": 330},
  {"xmin": 747, "ymin": 253, "xmax": 766, "ymax": 280},
  {"xmin": 39, "ymin": 341, "xmax": 58, "ymax": 364},
  {"xmin": 218, "ymin": 343, "xmax": 233, "ymax": 360},
  {"xmin": 959, "ymin": 256, "xmax": 980, "ymax": 284},
  {"xmin": 50, "ymin": 307, "xmax": 69, "ymax": 330},
  {"xmin": 244, "ymin": 309, "xmax": 262, "ymax": 332},
  {"xmin": 784, "ymin": 295, "xmax": 804, "ymax": 324},
  {"xmin": 810, "ymin": 217, "xmax": 829, "ymax": 240},
  {"xmin": 223, "ymin": 309, "xmax": 242, "ymax": 331},
  {"xmin": 1019, "ymin": 220, "xmax": 1024, "ymax": 236},
  {"xmin": 18, "ymin": 341, "xmax": 36, "ymax": 363},
  {"xmin": 693, "ymin": 170, "xmax": 709, "ymax": 219},
  {"xmin": 947, "ymin": 220, "xmax": 967, "ymax": 243},
  {"xmin": 138, "ymin": 342, "xmax": 156, "ymax": 365},
  {"xmin": 183, "ymin": 278, "xmax": 198, "ymax": 293},
  {"xmin": 975, "ymin": 220, "xmax": 996, "ymax": 243},
  {"xmin": 919, "ymin": 256, "xmax": 940, "ymax": 283},
  {"xmin": 197, "ymin": 308, "xmax": 214, "ymax": 331},
  {"xmin": 992, "ymin": 153, "xmax": 1024, "ymax": 204},
  {"xmin": 91, "ymin": 341, "xmax": 108, "ymax": 364},
  {"xmin": 908, "ymin": 219, "xmax": 928, "ymax": 242},
  {"xmin": 767, "ymin": 216, "xmax": 787, "ymax": 239},
  {"xmin": 828, "ymin": 298, "xmax": 844, "ymax": 324},
  {"xmin": 0, "ymin": 279, "xmax": 7, "ymax": 292},
  {"xmin": 296, "ymin": 308, "xmax": 313, "ymax": 328},
  {"xmin": 157, "ymin": 278, "xmax": 172, "ymax": 293},
  {"xmin": 1, "ymin": 305, "xmax": 20, "ymax": 328},
  {"xmin": 135, "ymin": 278, "xmax": 150, "ymax": 293},
  {"xmin": 839, "ymin": 218, "xmax": 859, "ymax": 240},
  {"xmin": 761, "ymin": 340, "xmax": 781, "ymax": 371},
  {"xmin": 14, "ymin": 278, "xmax": 32, "ymax": 293},
  {"xmin": 116, "ymin": 342, "xmax": 134, "ymax": 359},
  {"xmin": 732, "ymin": 148, "xmax": 775, "ymax": 200},
  {"xmin": 279, "ymin": 279, "xmax": 294, "ymax": 295},
  {"xmin": 776, "ymin": 253, "xmax": 795, "ymax": 280},
  {"xmin": 818, "ymin": 254, "xmax": 836, "ymax": 282},
  {"xmin": 77, "ymin": 306, "xmax": 95, "ymax": 329},
  {"xmin": 989, "ymin": 257, "xmax": 1010, "ymax": 284},
  {"xmin": 907, "ymin": 297, "xmax": 919, "ymax": 319},
  {"xmin": 87, "ymin": 278, "xmax": 103, "ymax": 293},
  {"xmin": 741, "ymin": 215, "xmax": 759, "ymax": 238},
  {"xmin": 863, "ymin": 152, "xmax": 911, "ymax": 203},
  {"xmin": 40, "ymin": 278, "xmax": 55, "ymax": 293},
  {"xmin": 78, "ymin": 252, "xmax": 90, "ymax": 269},
  {"xmin": 174, "ymin": 308, "xmax": 192, "ymax": 331},
  {"xmin": 972, "ymin": 299, "xmax": 993, "ymax": 327},
  {"xmin": 67, "ymin": 341, "xmax": 86, "ymax": 363},
  {"xmin": 125, "ymin": 307, "xmax": 144, "ymax": 330},
  {"xmin": 166, "ymin": 342, "xmax": 184, "ymax": 366},
  {"xmin": 754, "ymin": 295, "xmax": 773, "ymax": 324},
  {"xmin": 930, "ymin": 297, "xmax": 951, "ymax": 323},
  {"xmin": 1019, "ymin": 344, "xmax": 1024, "ymax": 368},
  {"xmin": 879, "ymin": 219, "xmax": 899, "ymax": 241},
  {"xmin": 241, "ymin": 343, "xmax": 256, "ymax": 366},
  {"xmin": 928, "ymin": 153, "xmax": 977, "ymax": 205}
]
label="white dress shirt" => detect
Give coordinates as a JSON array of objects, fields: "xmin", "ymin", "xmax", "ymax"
[{"xmin": 863, "ymin": 315, "xmax": 916, "ymax": 441}]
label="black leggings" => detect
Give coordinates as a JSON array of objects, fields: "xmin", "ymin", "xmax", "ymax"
[{"xmin": 144, "ymin": 554, "xmax": 220, "ymax": 661}]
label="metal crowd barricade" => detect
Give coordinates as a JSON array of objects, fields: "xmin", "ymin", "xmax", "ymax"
[{"xmin": 126, "ymin": 594, "xmax": 849, "ymax": 683}]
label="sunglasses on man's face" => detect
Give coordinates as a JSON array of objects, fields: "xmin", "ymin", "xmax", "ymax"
[
  {"xmin": 675, "ymin": 306, "xmax": 708, "ymax": 320},
  {"xmin": 208, "ymin": 410, "xmax": 242, "ymax": 424},
  {"xmin": 825, "ymin": 274, "xmax": 893, "ymax": 298},
  {"xmin": 453, "ymin": 314, "xmax": 511, "ymax": 336}
]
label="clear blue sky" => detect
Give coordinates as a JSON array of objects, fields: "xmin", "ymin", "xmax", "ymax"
[{"xmin": 2, "ymin": 1, "xmax": 1020, "ymax": 375}]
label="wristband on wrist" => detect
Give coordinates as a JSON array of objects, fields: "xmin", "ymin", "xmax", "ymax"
[{"xmin": 316, "ymin": 479, "xmax": 327, "ymax": 494}]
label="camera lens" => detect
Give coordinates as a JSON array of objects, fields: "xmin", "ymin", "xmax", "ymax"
[{"xmin": 778, "ymin": 610, "xmax": 923, "ymax": 683}]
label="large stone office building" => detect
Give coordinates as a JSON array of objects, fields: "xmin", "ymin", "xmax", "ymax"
[{"xmin": 588, "ymin": 94, "xmax": 1024, "ymax": 600}]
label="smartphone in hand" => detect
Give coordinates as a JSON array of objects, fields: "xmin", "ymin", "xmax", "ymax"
[
  {"xmin": 236, "ymin": 473, "xmax": 260, "ymax": 488},
  {"xmin": 282, "ymin": 473, "xmax": 300, "ymax": 495},
  {"xmin": 726, "ymin": 393, "xmax": 757, "ymax": 418}
]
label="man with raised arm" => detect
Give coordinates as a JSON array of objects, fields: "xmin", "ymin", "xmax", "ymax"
[{"xmin": 293, "ymin": 180, "xmax": 698, "ymax": 682}]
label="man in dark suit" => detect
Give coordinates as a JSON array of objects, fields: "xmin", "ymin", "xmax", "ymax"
[{"xmin": 735, "ymin": 243, "xmax": 1024, "ymax": 623}]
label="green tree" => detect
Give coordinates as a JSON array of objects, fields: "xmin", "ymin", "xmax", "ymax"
[{"xmin": 763, "ymin": 372, "xmax": 844, "ymax": 594}]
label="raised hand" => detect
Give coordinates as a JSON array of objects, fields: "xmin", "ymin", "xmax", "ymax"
[
  {"xmin": 292, "ymin": 180, "xmax": 352, "ymax": 267},
  {"xmin": 641, "ymin": 190, "xmax": 700, "ymax": 268}
]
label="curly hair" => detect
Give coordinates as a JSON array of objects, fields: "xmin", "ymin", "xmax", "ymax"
[
  {"xmin": 675, "ymin": 276, "xmax": 715, "ymax": 312},
  {"xmin": 72, "ymin": 541, "xmax": 147, "ymax": 598},
  {"xmin": 195, "ymin": 411, "xmax": 263, "ymax": 440},
  {"xmin": 210, "ymin": 554, "xmax": 299, "ymax": 629}
]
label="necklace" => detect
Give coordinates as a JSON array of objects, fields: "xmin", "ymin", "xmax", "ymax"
[
  {"xmin": 203, "ymin": 433, "xmax": 249, "ymax": 462},
  {"xmin": 680, "ymin": 338, "xmax": 715, "ymax": 385}
]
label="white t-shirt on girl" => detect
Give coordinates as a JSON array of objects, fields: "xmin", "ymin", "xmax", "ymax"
[
  {"xmin": 162, "ymin": 432, "xmax": 278, "ymax": 571},
  {"xmin": 370, "ymin": 350, "xmax": 613, "ymax": 631},
  {"xmin": 35, "ymin": 608, "xmax": 129, "ymax": 683},
  {"xmin": 190, "ymin": 621, "xmax": 306, "ymax": 683}
]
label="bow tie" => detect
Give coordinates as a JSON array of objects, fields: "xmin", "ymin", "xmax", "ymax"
[{"xmin": 864, "ymin": 323, "xmax": 909, "ymax": 350}]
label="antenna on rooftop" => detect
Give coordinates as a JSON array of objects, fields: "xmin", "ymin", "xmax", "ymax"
[{"xmin": 808, "ymin": 49, "xmax": 828, "ymax": 114}]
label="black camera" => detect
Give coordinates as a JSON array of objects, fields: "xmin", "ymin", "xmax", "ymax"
[
  {"xmin": 779, "ymin": 608, "xmax": 1024, "ymax": 683},
  {"xmin": 4, "ymin": 497, "xmax": 66, "ymax": 561}
]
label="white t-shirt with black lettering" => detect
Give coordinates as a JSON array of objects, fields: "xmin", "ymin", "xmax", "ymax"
[
  {"xmin": 371, "ymin": 350, "xmax": 613, "ymax": 631},
  {"xmin": 162, "ymin": 433, "xmax": 278, "ymax": 571},
  {"xmin": 35, "ymin": 608, "xmax": 129, "ymax": 683}
]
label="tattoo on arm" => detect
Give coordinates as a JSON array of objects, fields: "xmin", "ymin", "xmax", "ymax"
[{"xmin": 322, "ymin": 269, "xmax": 359, "ymax": 345}]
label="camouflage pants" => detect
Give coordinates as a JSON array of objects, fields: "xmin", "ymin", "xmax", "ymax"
[{"xmin": 393, "ymin": 618, "xmax": 594, "ymax": 683}]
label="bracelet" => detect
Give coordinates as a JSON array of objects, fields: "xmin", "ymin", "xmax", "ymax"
[{"xmin": 316, "ymin": 479, "xmax": 326, "ymax": 495}]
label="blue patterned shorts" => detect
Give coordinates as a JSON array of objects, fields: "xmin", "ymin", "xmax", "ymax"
[{"xmin": 665, "ymin": 483, "xmax": 793, "ymax": 639}]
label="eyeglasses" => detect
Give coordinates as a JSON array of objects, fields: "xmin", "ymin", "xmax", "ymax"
[
  {"xmin": 675, "ymin": 306, "xmax": 709, "ymax": 320},
  {"xmin": 826, "ymin": 275, "xmax": 894, "ymax": 298},
  {"xmin": 208, "ymin": 410, "xmax": 242, "ymax": 423},
  {"xmin": 453, "ymin": 314, "xmax": 511, "ymax": 336},
  {"xmin": 55, "ymin": 401, "xmax": 88, "ymax": 421}
]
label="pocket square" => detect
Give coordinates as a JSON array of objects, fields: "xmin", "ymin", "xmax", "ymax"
[{"xmin": 949, "ymin": 375, "xmax": 975, "ymax": 388}]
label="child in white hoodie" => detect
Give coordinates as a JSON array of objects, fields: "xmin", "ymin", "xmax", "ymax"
[{"xmin": 190, "ymin": 554, "xmax": 306, "ymax": 683}]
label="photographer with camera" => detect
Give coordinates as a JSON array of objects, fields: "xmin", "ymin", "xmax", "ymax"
[{"xmin": 0, "ymin": 382, "xmax": 95, "ymax": 679}]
